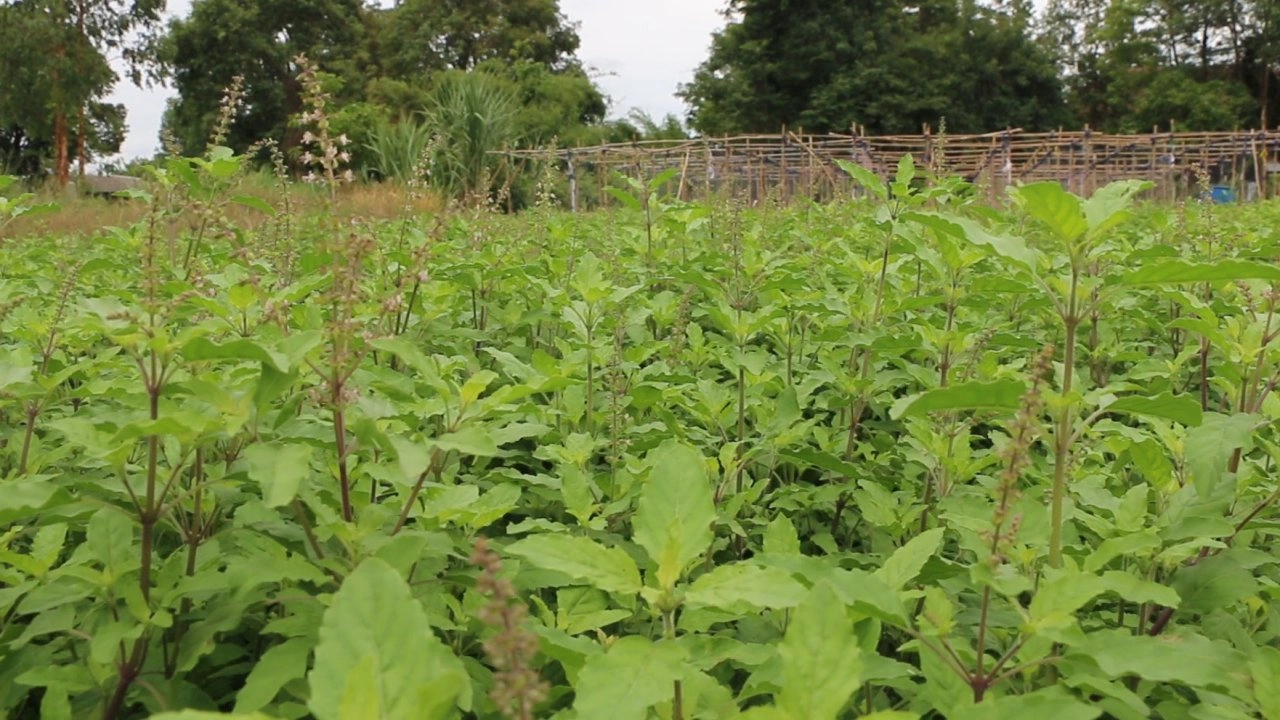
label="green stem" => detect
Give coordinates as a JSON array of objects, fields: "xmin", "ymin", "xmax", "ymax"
[{"xmin": 1049, "ymin": 270, "xmax": 1080, "ymax": 569}]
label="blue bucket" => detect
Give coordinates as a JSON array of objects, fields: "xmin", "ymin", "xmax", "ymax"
[{"xmin": 1210, "ymin": 185, "xmax": 1237, "ymax": 204}]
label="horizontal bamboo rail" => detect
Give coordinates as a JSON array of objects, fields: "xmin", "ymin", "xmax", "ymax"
[{"xmin": 497, "ymin": 128, "xmax": 1278, "ymax": 208}]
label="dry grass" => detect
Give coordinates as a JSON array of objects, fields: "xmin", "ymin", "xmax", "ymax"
[{"xmin": 3, "ymin": 173, "xmax": 446, "ymax": 239}]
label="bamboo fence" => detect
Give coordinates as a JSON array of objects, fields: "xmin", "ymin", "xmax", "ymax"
[{"xmin": 497, "ymin": 127, "xmax": 1279, "ymax": 209}]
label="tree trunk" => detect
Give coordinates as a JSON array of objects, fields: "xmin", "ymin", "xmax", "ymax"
[
  {"xmin": 77, "ymin": 106, "xmax": 87, "ymax": 178},
  {"xmin": 76, "ymin": 0, "xmax": 87, "ymax": 178},
  {"xmin": 55, "ymin": 109, "xmax": 70, "ymax": 187}
]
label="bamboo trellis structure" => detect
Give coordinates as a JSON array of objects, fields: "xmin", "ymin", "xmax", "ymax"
[{"xmin": 498, "ymin": 128, "xmax": 1279, "ymax": 208}]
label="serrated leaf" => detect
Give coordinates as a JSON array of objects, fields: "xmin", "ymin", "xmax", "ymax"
[
  {"xmin": 1105, "ymin": 393, "xmax": 1202, "ymax": 427},
  {"xmin": 572, "ymin": 636, "xmax": 684, "ymax": 720},
  {"xmin": 1121, "ymin": 259, "xmax": 1280, "ymax": 285},
  {"xmin": 182, "ymin": 336, "xmax": 288, "ymax": 372},
  {"xmin": 1014, "ymin": 181, "xmax": 1088, "ymax": 244},
  {"xmin": 308, "ymin": 558, "xmax": 466, "ymax": 720},
  {"xmin": 835, "ymin": 159, "xmax": 888, "ymax": 201},
  {"xmin": 243, "ymin": 442, "xmax": 313, "ymax": 508},
  {"xmin": 1028, "ymin": 568, "xmax": 1106, "ymax": 638},
  {"xmin": 1069, "ymin": 630, "xmax": 1248, "ymax": 690},
  {"xmin": 434, "ymin": 425, "xmax": 500, "ymax": 457},
  {"xmin": 86, "ymin": 509, "xmax": 134, "ymax": 581},
  {"xmin": 234, "ymin": 637, "xmax": 313, "ymax": 712},
  {"xmin": 776, "ymin": 583, "xmax": 863, "ymax": 720},
  {"xmin": 1098, "ymin": 571, "xmax": 1180, "ymax": 606},
  {"xmin": 1083, "ymin": 532, "xmax": 1162, "ymax": 572},
  {"xmin": 1169, "ymin": 553, "xmax": 1259, "ymax": 615},
  {"xmin": 1185, "ymin": 413, "xmax": 1257, "ymax": 496},
  {"xmin": 891, "ymin": 379, "xmax": 1026, "ymax": 419},
  {"xmin": 763, "ymin": 516, "xmax": 800, "ymax": 555},
  {"xmin": 951, "ymin": 686, "xmax": 1100, "ymax": 720},
  {"xmin": 875, "ymin": 528, "xmax": 944, "ymax": 590},
  {"xmin": 907, "ymin": 211, "xmax": 1036, "ymax": 268},
  {"xmin": 684, "ymin": 563, "xmax": 807, "ymax": 611},
  {"xmin": 1251, "ymin": 646, "xmax": 1280, "ymax": 720},
  {"xmin": 0, "ymin": 481, "xmax": 70, "ymax": 526},
  {"xmin": 1082, "ymin": 179, "xmax": 1150, "ymax": 238},
  {"xmin": 633, "ymin": 441, "xmax": 716, "ymax": 590},
  {"xmin": 779, "ymin": 448, "xmax": 860, "ymax": 478},
  {"xmin": 507, "ymin": 534, "xmax": 642, "ymax": 595}
]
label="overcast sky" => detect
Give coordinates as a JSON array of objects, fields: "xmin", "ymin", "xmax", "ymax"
[{"xmin": 103, "ymin": 0, "xmax": 728, "ymax": 161}]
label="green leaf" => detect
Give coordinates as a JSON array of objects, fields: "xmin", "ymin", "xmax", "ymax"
[
  {"xmin": 0, "ymin": 481, "xmax": 70, "ymax": 526},
  {"xmin": 1069, "ymin": 630, "xmax": 1248, "ymax": 691},
  {"xmin": 572, "ymin": 636, "xmax": 684, "ymax": 720},
  {"xmin": 875, "ymin": 528, "xmax": 944, "ymax": 590},
  {"xmin": 684, "ymin": 563, "xmax": 807, "ymax": 611},
  {"xmin": 1185, "ymin": 413, "xmax": 1257, "ymax": 496},
  {"xmin": 907, "ymin": 212, "xmax": 1036, "ymax": 268},
  {"xmin": 776, "ymin": 583, "xmax": 863, "ymax": 720},
  {"xmin": 434, "ymin": 425, "xmax": 500, "ymax": 457},
  {"xmin": 633, "ymin": 441, "xmax": 716, "ymax": 590},
  {"xmin": 1251, "ymin": 646, "xmax": 1280, "ymax": 720},
  {"xmin": 507, "ymin": 535, "xmax": 643, "ymax": 595},
  {"xmin": 763, "ymin": 516, "xmax": 800, "ymax": 555},
  {"xmin": 1083, "ymin": 532, "xmax": 1162, "ymax": 572},
  {"xmin": 1028, "ymin": 568, "xmax": 1106, "ymax": 638},
  {"xmin": 951, "ymin": 686, "xmax": 1100, "ymax": 720},
  {"xmin": 308, "ymin": 557, "xmax": 467, "ymax": 720},
  {"xmin": 1169, "ymin": 553, "xmax": 1259, "ymax": 615},
  {"xmin": 148, "ymin": 707, "xmax": 276, "ymax": 712},
  {"xmin": 1104, "ymin": 392, "xmax": 1203, "ymax": 427},
  {"xmin": 890, "ymin": 379, "xmax": 1026, "ymax": 419},
  {"xmin": 234, "ymin": 638, "xmax": 313, "ymax": 712},
  {"xmin": 231, "ymin": 194, "xmax": 275, "ymax": 214},
  {"xmin": 86, "ymin": 509, "xmax": 134, "ymax": 582},
  {"xmin": 1013, "ymin": 182, "xmax": 1087, "ymax": 244},
  {"xmin": 779, "ymin": 448, "xmax": 860, "ymax": 478},
  {"xmin": 337, "ymin": 655, "xmax": 382, "ymax": 720},
  {"xmin": 1098, "ymin": 571, "xmax": 1180, "ymax": 607},
  {"xmin": 1121, "ymin": 259, "xmax": 1280, "ymax": 285},
  {"xmin": 243, "ymin": 443, "xmax": 313, "ymax": 508},
  {"xmin": 1082, "ymin": 179, "xmax": 1151, "ymax": 237},
  {"xmin": 835, "ymin": 159, "xmax": 887, "ymax": 201},
  {"xmin": 182, "ymin": 336, "xmax": 288, "ymax": 372}
]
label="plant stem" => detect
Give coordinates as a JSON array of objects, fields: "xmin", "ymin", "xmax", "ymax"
[{"xmin": 1049, "ymin": 270, "xmax": 1080, "ymax": 569}]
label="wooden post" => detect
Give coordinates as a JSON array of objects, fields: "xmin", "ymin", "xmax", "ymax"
[
  {"xmin": 1083, "ymin": 125, "xmax": 1094, "ymax": 196},
  {"xmin": 566, "ymin": 150, "xmax": 579, "ymax": 213},
  {"xmin": 780, "ymin": 127, "xmax": 790, "ymax": 204}
]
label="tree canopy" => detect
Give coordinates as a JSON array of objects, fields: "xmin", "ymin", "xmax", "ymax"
[{"xmin": 680, "ymin": 0, "xmax": 1279, "ymax": 136}]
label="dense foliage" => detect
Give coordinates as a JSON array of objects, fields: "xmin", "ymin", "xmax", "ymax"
[
  {"xmin": 4, "ymin": 151, "xmax": 1280, "ymax": 719},
  {"xmin": 682, "ymin": 0, "xmax": 1280, "ymax": 135},
  {"xmin": 0, "ymin": 0, "xmax": 164, "ymax": 183}
]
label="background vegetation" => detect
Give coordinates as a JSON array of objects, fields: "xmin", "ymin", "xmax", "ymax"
[{"xmin": 3, "ymin": 0, "xmax": 1279, "ymax": 195}]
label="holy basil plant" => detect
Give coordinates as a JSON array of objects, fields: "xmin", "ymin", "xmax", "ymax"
[{"xmin": 1, "ymin": 152, "xmax": 1279, "ymax": 720}]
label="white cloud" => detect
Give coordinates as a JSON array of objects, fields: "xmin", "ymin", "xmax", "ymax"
[{"xmin": 104, "ymin": 0, "xmax": 725, "ymax": 162}]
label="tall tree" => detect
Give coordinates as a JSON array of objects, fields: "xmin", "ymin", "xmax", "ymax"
[
  {"xmin": 679, "ymin": 0, "xmax": 1067, "ymax": 135},
  {"xmin": 379, "ymin": 0, "xmax": 582, "ymax": 78},
  {"xmin": 162, "ymin": 0, "xmax": 367, "ymax": 156},
  {"xmin": 0, "ymin": 0, "xmax": 160, "ymax": 182}
]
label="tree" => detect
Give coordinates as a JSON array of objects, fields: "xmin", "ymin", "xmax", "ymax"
[
  {"xmin": 162, "ymin": 0, "xmax": 367, "ymax": 157},
  {"xmin": 1040, "ymin": 0, "xmax": 1273, "ymax": 130},
  {"xmin": 378, "ymin": 0, "xmax": 582, "ymax": 78},
  {"xmin": 0, "ymin": 0, "xmax": 159, "ymax": 182},
  {"xmin": 679, "ymin": 0, "xmax": 1067, "ymax": 135}
]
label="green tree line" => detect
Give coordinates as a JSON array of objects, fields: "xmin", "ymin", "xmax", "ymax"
[{"xmin": 2, "ymin": 0, "xmax": 1278, "ymax": 186}]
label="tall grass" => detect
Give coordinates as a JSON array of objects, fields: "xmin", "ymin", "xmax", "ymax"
[
  {"xmin": 425, "ymin": 71, "xmax": 517, "ymax": 200},
  {"xmin": 366, "ymin": 115, "xmax": 436, "ymax": 183}
]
